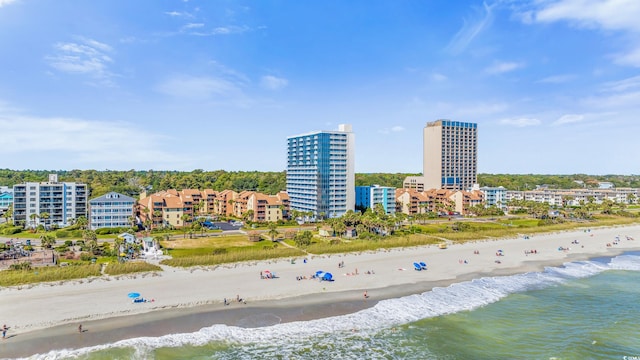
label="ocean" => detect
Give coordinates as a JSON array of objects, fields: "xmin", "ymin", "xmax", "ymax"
[{"xmin": 23, "ymin": 253, "xmax": 640, "ymax": 360}]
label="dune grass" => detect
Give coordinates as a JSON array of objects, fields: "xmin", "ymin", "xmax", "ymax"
[
  {"xmin": 0, "ymin": 264, "xmax": 102, "ymax": 287},
  {"xmin": 160, "ymin": 246, "xmax": 304, "ymax": 267},
  {"xmin": 103, "ymin": 261, "xmax": 162, "ymax": 276}
]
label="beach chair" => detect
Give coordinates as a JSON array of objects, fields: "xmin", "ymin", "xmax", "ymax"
[
  {"xmin": 419, "ymin": 262, "xmax": 427, "ymax": 270},
  {"xmin": 413, "ymin": 262, "xmax": 422, "ymax": 271}
]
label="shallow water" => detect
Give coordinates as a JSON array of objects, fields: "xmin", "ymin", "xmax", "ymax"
[{"xmin": 24, "ymin": 253, "xmax": 640, "ymax": 360}]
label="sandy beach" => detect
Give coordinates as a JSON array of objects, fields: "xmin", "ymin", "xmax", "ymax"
[{"xmin": 1, "ymin": 224, "xmax": 640, "ymax": 358}]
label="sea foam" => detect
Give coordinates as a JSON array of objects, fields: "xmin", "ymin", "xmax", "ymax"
[{"xmin": 24, "ymin": 254, "xmax": 640, "ymax": 360}]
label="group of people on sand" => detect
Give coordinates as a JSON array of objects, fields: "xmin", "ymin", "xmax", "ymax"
[
  {"xmin": 223, "ymin": 295, "xmax": 247, "ymax": 306},
  {"xmin": 524, "ymin": 249, "xmax": 538, "ymax": 255}
]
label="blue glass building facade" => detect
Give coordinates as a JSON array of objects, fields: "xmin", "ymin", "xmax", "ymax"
[
  {"xmin": 286, "ymin": 124, "xmax": 355, "ymax": 218},
  {"xmin": 355, "ymin": 185, "xmax": 396, "ymax": 214}
]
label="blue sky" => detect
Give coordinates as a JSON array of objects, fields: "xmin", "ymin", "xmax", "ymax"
[{"xmin": 0, "ymin": 0, "xmax": 639, "ymax": 175}]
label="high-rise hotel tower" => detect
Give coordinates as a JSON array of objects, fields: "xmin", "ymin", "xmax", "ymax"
[
  {"xmin": 423, "ymin": 120, "xmax": 478, "ymax": 190},
  {"xmin": 286, "ymin": 124, "xmax": 355, "ymax": 218}
]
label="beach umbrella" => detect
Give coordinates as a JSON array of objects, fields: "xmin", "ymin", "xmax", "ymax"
[{"xmin": 128, "ymin": 292, "xmax": 141, "ymax": 298}]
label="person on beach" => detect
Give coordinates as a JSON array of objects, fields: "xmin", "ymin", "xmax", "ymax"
[
  {"xmin": 2, "ymin": 324, "xmax": 7, "ymax": 339},
  {"xmin": 364, "ymin": 291, "xmax": 369, "ymax": 299},
  {"xmin": 78, "ymin": 324, "xmax": 82, "ymax": 333}
]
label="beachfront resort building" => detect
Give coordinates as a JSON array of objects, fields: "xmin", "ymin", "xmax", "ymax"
[
  {"xmin": 246, "ymin": 191, "xmax": 290, "ymax": 222},
  {"xmin": 395, "ymin": 188, "xmax": 483, "ymax": 215},
  {"xmin": 0, "ymin": 191, "xmax": 12, "ymax": 211},
  {"xmin": 12, "ymin": 174, "xmax": 88, "ymax": 228},
  {"xmin": 137, "ymin": 190, "xmax": 194, "ymax": 229},
  {"xmin": 355, "ymin": 185, "xmax": 396, "ymax": 215},
  {"xmin": 480, "ymin": 186, "xmax": 508, "ymax": 210},
  {"xmin": 88, "ymin": 192, "xmax": 136, "ymax": 230},
  {"xmin": 505, "ymin": 188, "xmax": 639, "ymax": 207},
  {"xmin": 286, "ymin": 124, "xmax": 355, "ymax": 219},
  {"xmin": 422, "ymin": 120, "xmax": 478, "ymax": 191},
  {"xmin": 402, "ymin": 176, "xmax": 428, "ymax": 192}
]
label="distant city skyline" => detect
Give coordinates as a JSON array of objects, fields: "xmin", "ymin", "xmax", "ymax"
[{"xmin": 1, "ymin": 0, "xmax": 639, "ymax": 174}]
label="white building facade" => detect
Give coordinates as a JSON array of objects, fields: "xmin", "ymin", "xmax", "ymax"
[
  {"xmin": 89, "ymin": 192, "xmax": 136, "ymax": 230},
  {"xmin": 12, "ymin": 174, "xmax": 88, "ymax": 228}
]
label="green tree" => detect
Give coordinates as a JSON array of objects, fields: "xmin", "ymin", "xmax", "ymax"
[
  {"xmin": 2, "ymin": 204, "xmax": 12, "ymax": 225},
  {"xmin": 83, "ymin": 230, "xmax": 98, "ymax": 254},
  {"xmin": 39, "ymin": 234, "xmax": 56, "ymax": 249},
  {"xmin": 267, "ymin": 222, "xmax": 279, "ymax": 241},
  {"xmin": 76, "ymin": 216, "xmax": 88, "ymax": 230},
  {"xmin": 294, "ymin": 230, "xmax": 313, "ymax": 247},
  {"xmin": 29, "ymin": 213, "xmax": 39, "ymax": 229},
  {"xmin": 40, "ymin": 212, "xmax": 50, "ymax": 229}
]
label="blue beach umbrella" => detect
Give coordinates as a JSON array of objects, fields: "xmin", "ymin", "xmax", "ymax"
[{"xmin": 128, "ymin": 292, "xmax": 141, "ymax": 298}]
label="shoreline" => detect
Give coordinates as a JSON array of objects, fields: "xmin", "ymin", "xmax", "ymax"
[{"xmin": 1, "ymin": 224, "xmax": 640, "ymax": 358}]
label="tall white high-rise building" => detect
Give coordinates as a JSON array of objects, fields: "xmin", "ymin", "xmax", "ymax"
[
  {"xmin": 12, "ymin": 174, "xmax": 88, "ymax": 228},
  {"xmin": 423, "ymin": 120, "xmax": 478, "ymax": 190},
  {"xmin": 286, "ymin": 124, "xmax": 355, "ymax": 218}
]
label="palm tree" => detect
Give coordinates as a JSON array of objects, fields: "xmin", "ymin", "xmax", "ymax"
[
  {"xmin": 2, "ymin": 204, "xmax": 12, "ymax": 225},
  {"xmin": 180, "ymin": 214, "xmax": 191, "ymax": 238},
  {"xmin": 243, "ymin": 210, "xmax": 254, "ymax": 222},
  {"xmin": 334, "ymin": 221, "xmax": 347, "ymax": 238},
  {"xmin": 29, "ymin": 213, "xmax": 39, "ymax": 229},
  {"xmin": 39, "ymin": 234, "xmax": 56, "ymax": 249},
  {"xmin": 267, "ymin": 222, "xmax": 279, "ymax": 242},
  {"xmin": 114, "ymin": 237, "xmax": 124, "ymax": 261},
  {"xmin": 127, "ymin": 216, "xmax": 136, "ymax": 229},
  {"xmin": 83, "ymin": 230, "xmax": 98, "ymax": 254},
  {"xmin": 76, "ymin": 216, "xmax": 88, "ymax": 230},
  {"xmin": 40, "ymin": 212, "xmax": 50, "ymax": 230}
]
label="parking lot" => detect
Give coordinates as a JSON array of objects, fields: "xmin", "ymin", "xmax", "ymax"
[{"xmin": 213, "ymin": 222, "xmax": 243, "ymax": 231}]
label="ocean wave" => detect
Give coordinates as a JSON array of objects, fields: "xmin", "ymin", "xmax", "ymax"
[{"xmin": 24, "ymin": 254, "xmax": 640, "ymax": 360}]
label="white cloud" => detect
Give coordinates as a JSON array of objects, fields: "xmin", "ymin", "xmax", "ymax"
[
  {"xmin": 446, "ymin": 1, "xmax": 496, "ymax": 55},
  {"xmin": 46, "ymin": 37, "xmax": 116, "ymax": 86},
  {"xmin": 260, "ymin": 75, "xmax": 288, "ymax": 90},
  {"xmin": 165, "ymin": 11, "xmax": 193, "ymax": 18},
  {"xmin": 583, "ymin": 75, "xmax": 640, "ymax": 108},
  {"xmin": 431, "ymin": 72, "xmax": 448, "ymax": 81},
  {"xmin": 612, "ymin": 46, "xmax": 640, "ymax": 67},
  {"xmin": 189, "ymin": 25, "xmax": 250, "ymax": 36},
  {"xmin": 183, "ymin": 23, "xmax": 205, "ymax": 29},
  {"xmin": 0, "ymin": 0, "xmax": 16, "ymax": 8},
  {"xmin": 537, "ymin": 74, "xmax": 576, "ymax": 83},
  {"xmin": 602, "ymin": 75, "xmax": 640, "ymax": 92},
  {"xmin": 534, "ymin": 0, "xmax": 640, "ymax": 32},
  {"xmin": 456, "ymin": 102, "xmax": 508, "ymax": 116},
  {"xmin": 499, "ymin": 118, "xmax": 541, "ymax": 127},
  {"xmin": 378, "ymin": 126, "xmax": 406, "ymax": 134},
  {"xmin": 553, "ymin": 114, "xmax": 585, "ymax": 126},
  {"xmin": 529, "ymin": 0, "xmax": 640, "ymax": 68},
  {"xmin": 485, "ymin": 61, "xmax": 524, "ymax": 74},
  {"xmin": 0, "ymin": 109, "xmax": 184, "ymax": 169},
  {"xmin": 156, "ymin": 75, "xmax": 244, "ymax": 101}
]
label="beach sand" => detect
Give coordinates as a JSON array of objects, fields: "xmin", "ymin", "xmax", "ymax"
[{"xmin": 1, "ymin": 224, "xmax": 639, "ymax": 358}]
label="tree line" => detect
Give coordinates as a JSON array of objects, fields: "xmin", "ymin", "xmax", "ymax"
[{"xmin": 1, "ymin": 169, "xmax": 638, "ymax": 199}]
